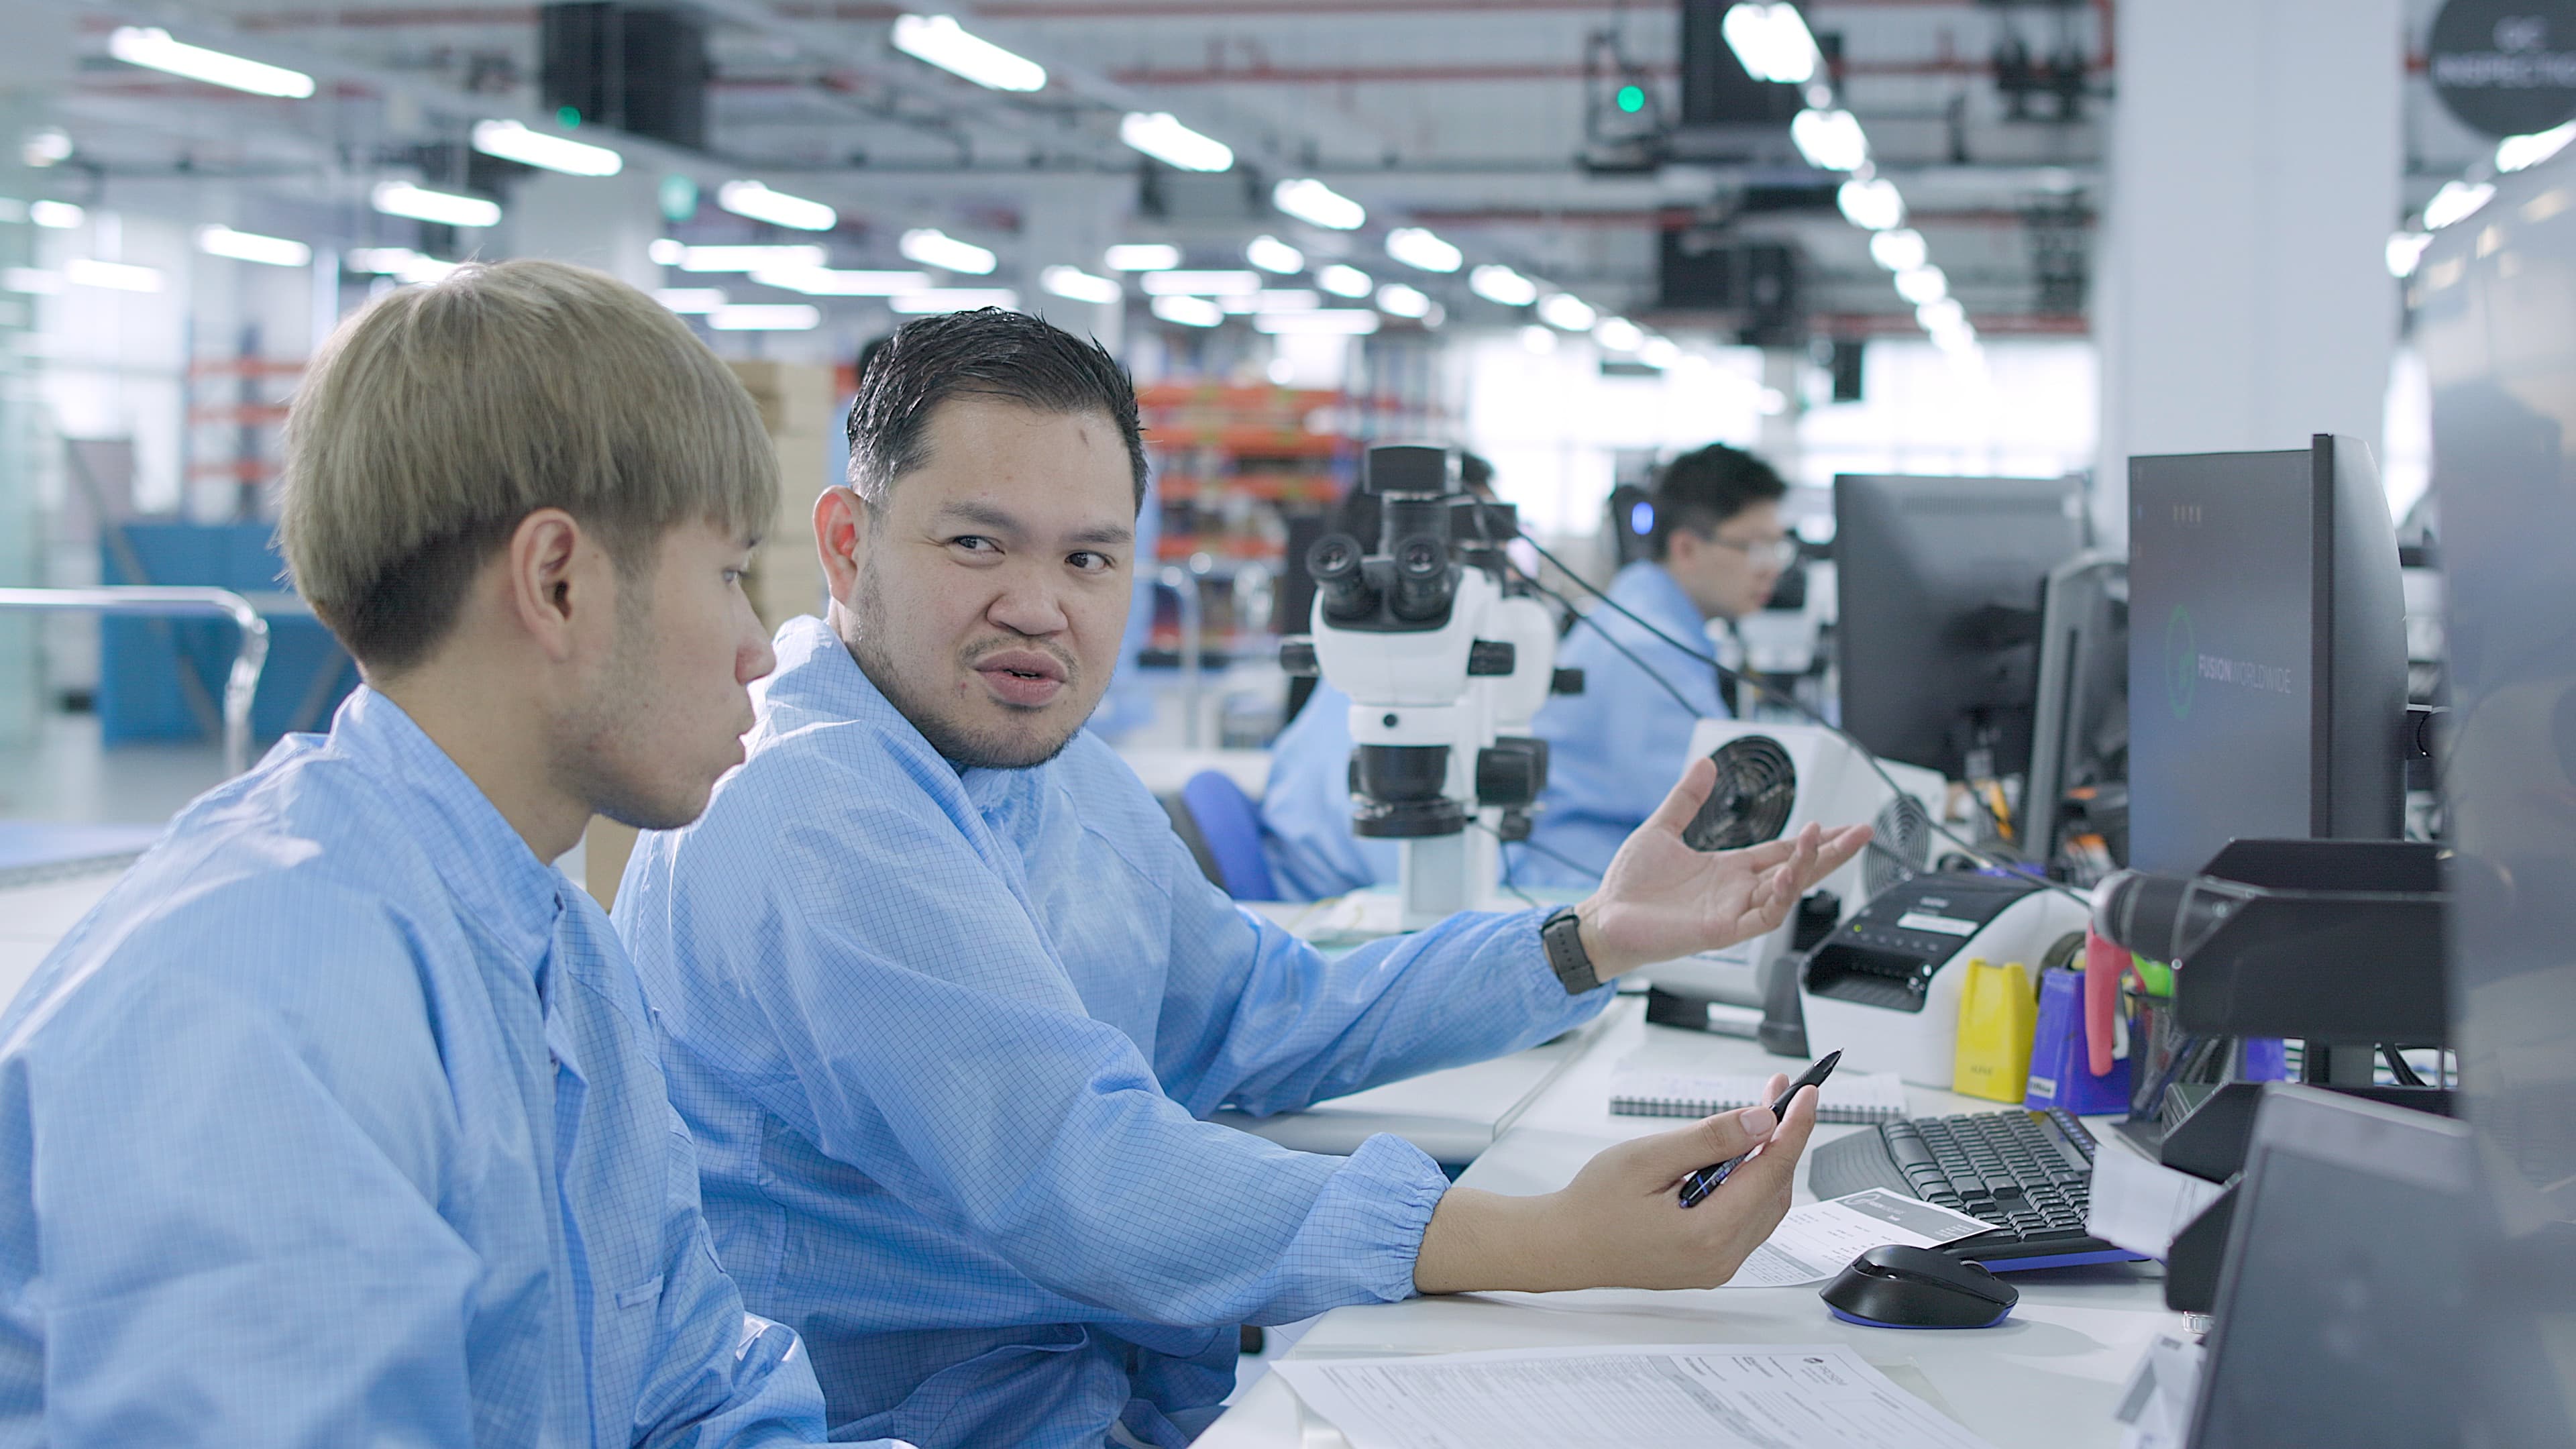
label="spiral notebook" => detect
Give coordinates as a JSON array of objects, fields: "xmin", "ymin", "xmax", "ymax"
[{"xmin": 1609, "ymin": 1059, "xmax": 1910, "ymax": 1124}]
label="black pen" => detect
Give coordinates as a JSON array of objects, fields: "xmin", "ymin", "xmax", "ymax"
[{"xmin": 1677, "ymin": 1050, "xmax": 1840, "ymax": 1208}]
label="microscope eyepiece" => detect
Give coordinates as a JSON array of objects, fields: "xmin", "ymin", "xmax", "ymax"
[
  {"xmin": 1389, "ymin": 533, "xmax": 1456, "ymax": 623},
  {"xmin": 1308, "ymin": 533, "xmax": 1379, "ymax": 621}
]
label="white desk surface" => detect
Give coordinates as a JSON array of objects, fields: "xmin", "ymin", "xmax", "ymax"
[{"xmin": 1202, "ymin": 997, "xmax": 2188, "ymax": 1449}]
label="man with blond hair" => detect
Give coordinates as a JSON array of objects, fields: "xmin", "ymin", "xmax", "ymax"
[{"xmin": 0, "ymin": 260, "xmax": 898, "ymax": 1447}]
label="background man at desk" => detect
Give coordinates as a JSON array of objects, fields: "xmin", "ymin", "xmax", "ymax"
[
  {"xmin": 616, "ymin": 310, "xmax": 1864, "ymax": 1449},
  {"xmin": 1517, "ymin": 443, "xmax": 1794, "ymax": 888}
]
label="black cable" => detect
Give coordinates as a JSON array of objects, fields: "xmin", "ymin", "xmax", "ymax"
[
  {"xmin": 1514, "ymin": 532, "xmax": 2089, "ymax": 907},
  {"xmin": 1472, "ymin": 818, "xmax": 1547, "ymax": 910},
  {"xmin": 1497, "ymin": 824, "xmax": 1599, "ymax": 881},
  {"xmin": 2381, "ymin": 1043, "xmax": 2426, "ymax": 1088}
]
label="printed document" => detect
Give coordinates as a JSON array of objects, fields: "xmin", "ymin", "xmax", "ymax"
[
  {"xmin": 1272, "ymin": 1342, "xmax": 1997, "ymax": 1449},
  {"xmin": 1725, "ymin": 1187, "xmax": 1996, "ymax": 1287},
  {"xmin": 2086, "ymin": 1140, "xmax": 2226, "ymax": 1259}
]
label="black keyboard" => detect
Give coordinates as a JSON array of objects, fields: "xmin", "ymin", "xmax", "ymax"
[{"xmin": 1808, "ymin": 1106, "xmax": 2139, "ymax": 1270}]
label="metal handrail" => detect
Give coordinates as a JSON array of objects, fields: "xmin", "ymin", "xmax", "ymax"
[{"xmin": 0, "ymin": 586, "xmax": 271, "ymax": 775}]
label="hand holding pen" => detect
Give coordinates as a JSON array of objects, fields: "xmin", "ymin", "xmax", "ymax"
[{"xmin": 1680, "ymin": 1050, "xmax": 1841, "ymax": 1208}]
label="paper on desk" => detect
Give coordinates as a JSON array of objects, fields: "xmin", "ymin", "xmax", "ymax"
[
  {"xmin": 2084, "ymin": 1142, "xmax": 2227, "ymax": 1260},
  {"xmin": 1724, "ymin": 1188, "xmax": 1998, "ymax": 1288},
  {"xmin": 2112, "ymin": 1334, "xmax": 2205, "ymax": 1449},
  {"xmin": 1272, "ymin": 1342, "xmax": 1997, "ymax": 1449}
]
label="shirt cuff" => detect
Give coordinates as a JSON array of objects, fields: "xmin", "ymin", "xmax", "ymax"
[{"xmin": 1299, "ymin": 1130, "xmax": 1454, "ymax": 1308}]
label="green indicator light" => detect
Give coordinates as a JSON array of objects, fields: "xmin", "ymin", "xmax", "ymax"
[
  {"xmin": 1617, "ymin": 85, "xmax": 1646, "ymax": 114},
  {"xmin": 557, "ymin": 105, "xmax": 582, "ymax": 128}
]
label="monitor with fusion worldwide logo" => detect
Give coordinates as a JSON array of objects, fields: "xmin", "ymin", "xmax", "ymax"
[{"xmin": 2124, "ymin": 435, "xmax": 2408, "ymax": 875}]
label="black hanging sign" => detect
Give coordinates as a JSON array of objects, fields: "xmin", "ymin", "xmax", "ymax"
[{"xmin": 2429, "ymin": 0, "xmax": 2576, "ymax": 138}]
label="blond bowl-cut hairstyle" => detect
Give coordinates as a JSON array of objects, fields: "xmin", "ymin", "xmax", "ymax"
[{"xmin": 278, "ymin": 258, "xmax": 776, "ymax": 673}]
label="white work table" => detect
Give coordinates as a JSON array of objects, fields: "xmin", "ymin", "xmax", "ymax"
[{"xmin": 1203, "ymin": 996, "xmax": 2188, "ymax": 1449}]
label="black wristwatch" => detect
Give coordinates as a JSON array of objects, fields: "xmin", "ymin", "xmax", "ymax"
[{"xmin": 1540, "ymin": 906, "xmax": 1601, "ymax": 996}]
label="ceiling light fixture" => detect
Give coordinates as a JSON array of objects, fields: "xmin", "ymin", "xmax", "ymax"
[
  {"xmin": 710, "ymin": 304, "xmax": 821, "ymax": 331},
  {"xmin": 1104, "ymin": 243, "xmax": 1182, "ymax": 271},
  {"xmin": 28, "ymin": 201, "xmax": 83, "ymax": 229},
  {"xmin": 1141, "ymin": 269, "xmax": 1260, "ymax": 296},
  {"xmin": 66, "ymin": 258, "xmax": 164, "ymax": 293},
  {"xmin": 1040, "ymin": 266, "xmax": 1123, "ymax": 304},
  {"xmin": 1121, "ymin": 112, "xmax": 1234, "ymax": 172},
  {"xmin": 1537, "ymin": 292, "xmax": 1596, "ymax": 331},
  {"xmin": 2423, "ymin": 179, "xmax": 2497, "ymax": 231},
  {"xmin": 1150, "ymin": 294, "xmax": 1224, "ymax": 327},
  {"xmin": 1868, "ymin": 228, "xmax": 1927, "ymax": 272},
  {"xmin": 1835, "ymin": 176, "xmax": 1905, "ymax": 231},
  {"xmin": 1790, "ymin": 107, "xmax": 1868, "ymax": 172},
  {"xmin": 1253, "ymin": 289, "xmax": 1321, "ymax": 313},
  {"xmin": 472, "ymin": 119, "xmax": 623, "ymax": 177},
  {"xmin": 654, "ymin": 288, "xmax": 726, "ymax": 313},
  {"xmin": 892, "ymin": 288, "xmax": 1020, "ymax": 313},
  {"xmin": 900, "ymin": 228, "xmax": 998, "ymax": 274},
  {"xmin": 1273, "ymin": 178, "xmax": 1366, "ymax": 230},
  {"xmin": 1519, "ymin": 323, "xmax": 1558, "ymax": 354},
  {"xmin": 718, "ymin": 180, "xmax": 837, "ymax": 231},
  {"xmin": 1376, "ymin": 282, "xmax": 1432, "ymax": 318},
  {"xmin": 371, "ymin": 180, "xmax": 500, "ymax": 228},
  {"xmin": 22, "ymin": 127, "xmax": 71, "ymax": 168},
  {"xmin": 1317, "ymin": 264, "xmax": 1373, "ymax": 299},
  {"xmin": 669, "ymin": 244, "xmax": 828, "ymax": 272},
  {"xmin": 890, "ymin": 14, "xmax": 1046, "ymax": 93},
  {"xmin": 1894, "ymin": 264, "xmax": 1948, "ymax": 305},
  {"xmin": 1246, "ymin": 234, "xmax": 1305, "ymax": 274},
  {"xmin": 197, "ymin": 224, "xmax": 310, "ymax": 267},
  {"xmin": 2385, "ymin": 231, "xmax": 2433, "ymax": 279},
  {"xmin": 2497, "ymin": 120, "xmax": 2576, "ymax": 174},
  {"xmin": 1720, "ymin": 3, "xmax": 1821, "ymax": 85},
  {"xmin": 1254, "ymin": 310, "xmax": 1381, "ymax": 335},
  {"xmin": 754, "ymin": 266, "xmax": 933, "ymax": 296},
  {"xmin": 1385, "ymin": 227, "xmax": 1463, "ymax": 273},
  {"xmin": 1468, "ymin": 264, "xmax": 1540, "ymax": 307},
  {"xmin": 347, "ymin": 247, "xmax": 462, "ymax": 284},
  {"xmin": 107, "ymin": 27, "xmax": 314, "ymax": 99},
  {"xmin": 1593, "ymin": 316, "xmax": 1644, "ymax": 352}
]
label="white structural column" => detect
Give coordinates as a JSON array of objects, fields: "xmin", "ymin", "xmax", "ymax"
[
  {"xmin": 0, "ymin": 5, "xmax": 73, "ymax": 745},
  {"xmin": 504, "ymin": 167, "xmax": 667, "ymax": 292},
  {"xmin": 2092, "ymin": 0, "xmax": 2403, "ymax": 542}
]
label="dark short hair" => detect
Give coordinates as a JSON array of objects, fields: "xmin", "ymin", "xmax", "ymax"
[
  {"xmin": 845, "ymin": 309, "xmax": 1147, "ymax": 511},
  {"xmin": 1649, "ymin": 442, "xmax": 1787, "ymax": 560}
]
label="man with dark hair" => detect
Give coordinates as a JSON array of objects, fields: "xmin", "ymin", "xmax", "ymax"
[
  {"xmin": 1517, "ymin": 441, "xmax": 1797, "ymax": 886},
  {"xmin": 617, "ymin": 313, "xmax": 1865, "ymax": 1448}
]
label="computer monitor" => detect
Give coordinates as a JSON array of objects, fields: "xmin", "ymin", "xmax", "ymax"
[
  {"xmin": 2123, "ymin": 437, "xmax": 2408, "ymax": 875},
  {"xmin": 2187, "ymin": 1085, "xmax": 2474, "ymax": 1449},
  {"xmin": 2019, "ymin": 551, "xmax": 2127, "ymax": 875},
  {"xmin": 1833, "ymin": 474, "xmax": 2088, "ymax": 781},
  {"xmin": 2420, "ymin": 149, "xmax": 2576, "ymax": 1448}
]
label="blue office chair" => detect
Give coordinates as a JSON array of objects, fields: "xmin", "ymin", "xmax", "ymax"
[{"xmin": 1165, "ymin": 769, "xmax": 1281, "ymax": 902}]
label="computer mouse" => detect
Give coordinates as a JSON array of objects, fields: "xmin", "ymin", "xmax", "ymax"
[{"xmin": 1819, "ymin": 1244, "xmax": 2019, "ymax": 1329}]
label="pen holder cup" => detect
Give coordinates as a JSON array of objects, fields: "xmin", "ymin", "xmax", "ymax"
[
  {"xmin": 2025, "ymin": 965, "xmax": 2131, "ymax": 1114},
  {"xmin": 1953, "ymin": 957, "xmax": 2037, "ymax": 1103}
]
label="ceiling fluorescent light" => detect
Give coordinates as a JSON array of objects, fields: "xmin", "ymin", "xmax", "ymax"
[
  {"xmin": 197, "ymin": 224, "xmax": 310, "ymax": 267},
  {"xmin": 900, "ymin": 228, "xmax": 998, "ymax": 274},
  {"xmin": 710, "ymin": 304, "xmax": 821, "ymax": 331},
  {"xmin": 347, "ymin": 247, "xmax": 461, "ymax": 284},
  {"xmin": 1253, "ymin": 289, "xmax": 1321, "ymax": 313},
  {"xmin": 1104, "ymin": 243, "xmax": 1182, "ymax": 271},
  {"xmin": 107, "ymin": 27, "xmax": 314, "ymax": 99},
  {"xmin": 1468, "ymin": 264, "xmax": 1540, "ymax": 307},
  {"xmin": 1375, "ymin": 282, "xmax": 1432, "ymax": 318},
  {"xmin": 1150, "ymin": 294, "xmax": 1224, "ymax": 327},
  {"xmin": 1121, "ymin": 112, "xmax": 1234, "ymax": 172},
  {"xmin": 1385, "ymin": 227, "xmax": 1462, "ymax": 273},
  {"xmin": 472, "ymin": 119, "xmax": 623, "ymax": 177},
  {"xmin": 1721, "ymin": 3, "xmax": 1820, "ymax": 85},
  {"xmin": 674, "ymin": 244, "xmax": 828, "ymax": 272},
  {"xmin": 718, "ymin": 180, "xmax": 837, "ymax": 231},
  {"xmin": 1790, "ymin": 108, "xmax": 1868, "ymax": 172},
  {"xmin": 2422, "ymin": 179, "xmax": 2496, "ymax": 231},
  {"xmin": 1537, "ymin": 292, "xmax": 1596, "ymax": 331},
  {"xmin": 1835, "ymin": 177, "xmax": 1905, "ymax": 231},
  {"xmin": 1246, "ymin": 235, "xmax": 1305, "ymax": 274},
  {"xmin": 1894, "ymin": 265, "xmax": 1947, "ymax": 305},
  {"xmin": 655, "ymin": 287, "xmax": 726, "ymax": 313},
  {"xmin": 1254, "ymin": 310, "xmax": 1380, "ymax": 335},
  {"xmin": 1593, "ymin": 316, "xmax": 1644, "ymax": 352},
  {"xmin": 1141, "ymin": 269, "xmax": 1259, "ymax": 295},
  {"xmin": 1273, "ymin": 178, "xmax": 1366, "ymax": 230},
  {"xmin": 29, "ymin": 201, "xmax": 84, "ymax": 229},
  {"xmin": 2, "ymin": 268, "xmax": 64, "ymax": 295},
  {"xmin": 1640, "ymin": 337, "xmax": 1682, "ymax": 368},
  {"xmin": 890, "ymin": 288, "xmax": 1019, "ymax": 313},
  {"xmin": 65, "ymin": 258, "xmax": 164, "ymax": 293},
  {"xmin": 2497, "ymin": 120, "xmax": 2576, "ymax": 173},
  {"xmin": 891, "ymin": 14, "xmax": 1046, "ymax": 93},
  {"xmin": 755, "ymin": 266, "xmax": 932, "ymax": 296},
  {"xmin": 372, "ymin": 180, "xmax": 500, "ymax": 228},
  {"xmin": 1317, "ymin": 264, "xmax": 1373, "ymax": 299},
  {"xmin": 1868, "ymin": 228, "xmax": 1927, "ymax": 272},
  {"xmin": 2385, "ymin": 231, "xmax": 2433, "ymax": 279},
  {"xmin": 1040, "ymin": 265, "xmax": 1122, "ymax": 304},
  {"xmin": 1915, "ymin": 297, "xmax": 1966, "ymax": 332}
]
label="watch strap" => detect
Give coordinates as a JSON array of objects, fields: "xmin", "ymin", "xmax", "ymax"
[{"xmin": 1540, "ymin": 906, "xmax": 1601, "ymax": 996}]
